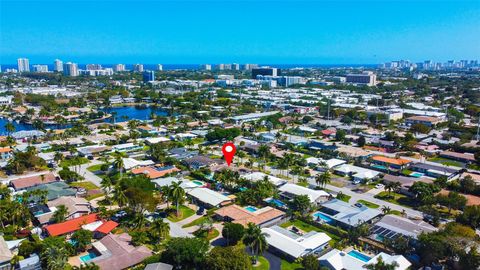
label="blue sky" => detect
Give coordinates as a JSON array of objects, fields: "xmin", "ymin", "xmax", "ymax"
[{"xmin": 1, "ymin": 0, "xmax": 479, "ymax": 64}]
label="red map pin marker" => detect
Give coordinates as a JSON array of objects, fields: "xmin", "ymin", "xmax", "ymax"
[{"xmin": 222, "ymin": 142, "xmax": 236, "ymax": 166}]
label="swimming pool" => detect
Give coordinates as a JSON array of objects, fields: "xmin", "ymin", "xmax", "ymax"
[
  {"xmin": 312, "ymin": 212, "xmax": 333, "ymax": 224},
  {"xmin": 266, "ymin": 198, "xmax": 286, "ymax": 208},
  {"xmin": 80, "ymin": 251, "xmax": 98, "ymax": 263},
  {"xmin": 372, "ymin": 164, "xmax": 388, "ymax": 170},
  {"xmin": 410, "ymin": 172, "xmax": 424, "ymax": 178},
  {"xmin": 244, "ymin": 206, "xmax": 258, "ymax": 212},
  {"xmin": 348, "ymin": 250, "xmax": 371, "ymax": 262},
  {"xmin": 192, "ymin": 180, "xmax": 204, "ymax": 186}
]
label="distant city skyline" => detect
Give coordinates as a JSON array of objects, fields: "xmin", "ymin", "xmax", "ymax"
[{"xmin": 1, "ymin": 0, "xmax": 479, "ymax": 64}]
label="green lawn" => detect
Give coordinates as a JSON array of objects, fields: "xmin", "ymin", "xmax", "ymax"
[
  {"xmin": 428, "ymin": 157, "xmax": 464, "ymax": 167},
  {"xmin": 87, "ymin": 164, "xmax": 104, "ymax": 172},
  {"xmin": 166, "ymin": 205, "xmax": 195, "ymax": 222},
  {"xmin": 336, "ymin": 194, "xmax": 351, "ymax": 203},
  {"xmin": 86, "ymin": 193, "xmax": 104, "ymax": 201},
  {"xmin": 194, "ymin": 228, "xmax": 219, "ymax": 241},
  {"xmin": 69, "ymin": 181, "xmax": 99, "ymax": 190},
  {"xmin": 60, "ymin": 157, "xmax": 89, "ymax": 167},
  {"xmin": 281, "ymin": 259, "xmax": 304, "ymax": 270},
  {"xmin": 357, "ymin": 200, "xmax": 380, "ymax": 209},
  {"xmin": 374, "ymin": 191, "xmax": 416, "ymax": 208},
  {"xmin": 253, "ymin": 256, "xmax": 270, "ymax": 270},
  {"xmin": 181, "ymin": 216, "xmax": 208, "ymax": 228}
]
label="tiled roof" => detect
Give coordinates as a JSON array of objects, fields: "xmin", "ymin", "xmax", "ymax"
[
  {"xmin": 131, "ymin": 166, "xmax": 180, "ymax": 179},
  {"xmin": 11, "ymin": 173, "xmax": 57, "ymax": 190},
  {"xmin": 372, "ymin": 155, "xmax": 411, "ymax": 166},
  {"xmin": 215, "ymin": 205, "xmax": 285, "ymax": 227},
  {"xmin": 45, "ymin": 214, "xmax": 98, "ymax": 236},
  {"xmin": 95, "ymin": 221, "xmax": 119, "ymax": 234}
]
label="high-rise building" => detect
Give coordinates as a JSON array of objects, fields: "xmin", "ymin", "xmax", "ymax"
[
  {"xmin": 113, "ymin": 64, "xmax": 126, "ymax": 72},
  {"xmin": 32, "ymin": 65, "xmax": 49, "ymax": 73},
  {"xmin": 346, "ymin": 71, "xmax": 376, "ymax": 86},
  {"xmin": 54, "ymin": 59, "xmax": 63, "ymax": 72},
  {"xmin": 232, "ymin": 63, "xmax": 240, "ymax": 70},
  {"xmin": 156, "ymin": 64, "xmax": 163, "ymax": 71},
  {"xmin": 216, "ymin": 64, "xmax": 225, "ymax": 70},
  {"xmin": 143, "ymin": 70, "xmax": 155, "ymax": 82},
  {"xmin": 243, "ymin": 64, "xmax": 258, "ymax": 71},
  {"xmin": 63, "ymin": 62, "xmax": 79, "ymax": 76},
  {"xmin": 252, "ymin": 67, "xmax": 279, "ymax": 79},
  {"xmin": 17, "ymin": 58, "xmax": 30, "ymax": 72},
  {"xmin": 86, "ymin": 64, "xmax": 102, "ymax": 70},
  {"xmin": 201, "ymin": 64, "xmax": 212, "ymax": 71},
  {"xmin": 133, "ymin": 64, "xmax": 144, "ymax": 72}
]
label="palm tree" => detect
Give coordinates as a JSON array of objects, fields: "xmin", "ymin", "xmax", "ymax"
[
  {"xmin": 54, "ymin": 152, "xmax": 63, "ymax": 164},
  {"xmin": 381, "ymin": 205, "xmax": 391, "ymax": 215},
  {"xmin": 43, "ymin": 245, "xmax": 68, "ymax": 270},
  {"xmin": 72, "ymin": 263, "xmax": 99, "ymax": 270},
  {"xmin": 315, "ymin": 170, "xmax": 331, "ymax": 188},
  {"xmin": 4, "ymin": 122, "xmax": 15, "ymax": 136},
  {"xmin": 385, "ymin": 182, "xmax": 401, "ymax": 198},
  {"xmin": 100, "ymin": 177, "xmax": 113, "ymax": 201},
  {"xmin": 243, "ymin": 223, "xmax": 269, "ymax": 264},
  {"xmin": 161, "ymin": 185, "xmax": 171, "ymax": 209},
  {"xmin": 112, "ymin": 151, "xmax": 125, "ymax": 179},
  {"xmin": 113, "ymin": 184, "xmax": 128, "ymax": 207},
  {"xmin": 150, "ymin": 218, "xmax": 170, "ymax": 242},
  {"xmin": 51, "ymin": 204, "xmax": 68, "ymax": 223},
  {"xmin": 258, "ymin": 144, "xmax": 270, "ymax": 170},
  {"xmin": 170, "ymin": 181, "xmax": 185, "ymax": 217},
  {"xmin": 10, "ymin": 254, "xmax": 23, "ymax": 270}
]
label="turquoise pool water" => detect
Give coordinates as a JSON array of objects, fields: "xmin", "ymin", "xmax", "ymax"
[
  {"xmin": 372, "ymin": 164, "xmax": 388, "ymax": 170},
  {"xmin": 80, "ymin": 252, "xmax": 98, "ymax": 262},
  {"xmin": 313, "ymin": 212, "xmax": 334, "ymax": 223},
  {"xmin": 245, "ymin": 206, "xmax": 257, "ymax": 212},
  {"xmin": 348, "ymin": 250, "xmax": 371, "ymax": 262},
  {"xmin": 410, "ymin": 172, "xmax": 424, "ymax": 178},
  {"xmin": 267, "ymin": 198, "xmax": 286, "ymax": 208},
  {"xmin": 192, "ymin": 180, "xmax": 204, "ymax": 186}
]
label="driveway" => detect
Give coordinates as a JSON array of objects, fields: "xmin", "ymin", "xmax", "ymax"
[{"xmin": 68, "ymin": 159, "xmax": 103, "ymax": 187}]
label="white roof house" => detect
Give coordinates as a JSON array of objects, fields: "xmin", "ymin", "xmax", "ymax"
[
  {"xmin": 368, "ymin": 253, "xmax": 411, "ymax": 270},
  {"xmin": 123, "ymin": 158, "xmax": 155, "ymax": 170},
  {"xmin": 151, "ymin": 177, "xmax": 199, "ymax": 190},
  {"xmin": 242, "ymin": 172, "xmax": 287, "ymax": 186},
  {"xmin": 333, "ymin": 164, "xmax": 380, "ymax": 181},
  {"xmin": 306, "ymin": 158, "xmax": 346, "ymax": 169},
  {"xmin": 144, "ymin": 137, "xmax": 170, "ymax": 144},
  {"xmin": 279, "ymin": 183, "xmax": 330, "ymax": 203},
  {"xmin": 319, "ymin": 249, "xmax": 366, "ymax": 270},
  {"xmin": 187, "ymin": 188, "xmax": 232, "ymax": 207},
  {"xmin": 319, "ymin": 249, "xmax": 411, "ymax": 270},
  {"xmin": 319, "ymin": 199, "xmax": 382, "ymax": 228},
  {"xmin": 262, "ymin": 226, "xmax": 331, "ymax": 259}
]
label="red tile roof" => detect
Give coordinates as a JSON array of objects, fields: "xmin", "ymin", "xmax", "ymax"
[
  {"xmin": 44, "ymin": 214, "xmax": 98, "ymax": 236},
  {"xmin": 11, "ymin": 173, "xmax": 57, "ymax": 190},
  {"xmin": 96, "ymin": 220, "xmax": 119, "ymax": 234}
]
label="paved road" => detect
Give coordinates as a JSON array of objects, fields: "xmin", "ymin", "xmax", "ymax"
[
  {"xmin": 165, "ymin": 219, "xmax": 193, "ymax": 238},
  {"xmin": 263, "ymin": 251, "xmax": 282, "ymax": 270},
  {"xmin": 69, "ymin": 160, "xmax": 103, "ymax": 187}
]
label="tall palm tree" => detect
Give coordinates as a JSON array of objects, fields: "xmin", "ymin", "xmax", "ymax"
[
  {"xmin": 315, "ymin": 170, "xmax": 331, "ymax": 188},
  {"xmin": 243, "ymin": 223, "xmax": 269, "ymax": 264},
  {"xmin": 44, "ymin": 245, "xmax": 68, "ymax": 270},
  {"xmin": 381, "ymin": 205, "xmax": 391, "ymax": 215},
  {"xmin": 258, "ymin": 144, "xmax": 270, "ymax": 170},
  {"xmin": 161, "ymin": 185, "xmax": 171, "ymax": 209},
  {"xmin": 112, "ymin": 151, "xmax": 125, "ymax": 179},
  {"xmin": 113, "ymin": 184, "xmax": 128, "ymax": 207},
  {"xmin": 100, "ymin": 177, "xmax": 113, "ymax": 201},
  {"xmin": 72, "ymin": 263, "xmax": 99, "ymax": 270},
  {"xmin": 169, "ymin": 181, "xmax": 185, "ymax": 217},
  {"xmin": 150, "ymin": 218, "xmax": 170, "ymax": 243}
]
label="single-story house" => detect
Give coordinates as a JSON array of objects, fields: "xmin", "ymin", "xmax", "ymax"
[
  {"xmin": 151, "ymin": 177, "xmax": 202, "ymax": 190},
  {"xmin": 405, "ymin": 116, "xmax": 443, "ymax": 127},
  {"xmin": 318, "ymin": 199, "xmax": 382, "ymax": 228},
  {"xmin": 131, "ymin": 165, "xmax": 180, "ymax": 179},
  {"xmin": 369, "ymin": 214, "xmax": 437, "ymax": 243},
  {"xmin": 382, "ymin": 174, "xmax": 433, "ymax": 196},
  {"xmin": 279, "ymin": 183, "xmax": 330, "ymax": 204},
  {"xmin": 214, "ymin": 204, "xmax": 286, "ymax": 227},
  {"xmin": 0, "ymin": 147, "xmax": 12, "ymax": 161},
  {"xmin": 409, "ymin": 162, "xmax": 459, "ymax": 180},
  {"xmin": 333, "ymin": 164, "xmax": 380, "ymax": 183},
  {"xmin": 241, "ymin": 172, "xmax": 287, "ymax": 187},
  {"xmin": 187, "ymin": 188, "xmax": 232, "ymax": 208},
  {"xmin": 439, "ymin": 151, "xmax": 476, "ymax": 163},
  {"xmin": 25, "ymin": 182, "xmax": 77, "ymax": 201},
  {"xmin": 83, "ymin": 233, "xmax": 152, "ymax": 270},
  {"xmin": 262, "ymin": 225, "xmax": 331, "ymax": 260},
  {"xmin": 168, "ymin": 148, "xmax": 198, "ymax": 160},
  {"xmin": 122, "ymin": 158, "xmax": 155, "ymax": 170},
  {"xmin": 77, "ymin": 145, "xmax": 111, "ymax": 157},
  {"xmin": 44, "ymin": 214, "xmax": 117, "ymax": 237},
  {"xmin": 111, "ymin": 143, "xmax": 142, "ymax": 153},
  {"xmin": 32, "ymin": 196, "xmax": 91, "ymax": 225},
  {"xmin": 183, "ymin": 155, "xmax": 220, "ymax": 169},
  {"xmin": 144, "ymin": 137, "xmax": 170, "ymax": 144},
  {"xmin": 319, "ymin": 249, "xmax": 411, "ymax": 270},
  {"xmin": 10, "ymin": 172, "xmax": 59, "ymax": 191},
  {"xmin": 371, "ymin": 156, "xmax": 411, "ymax": 170}
]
